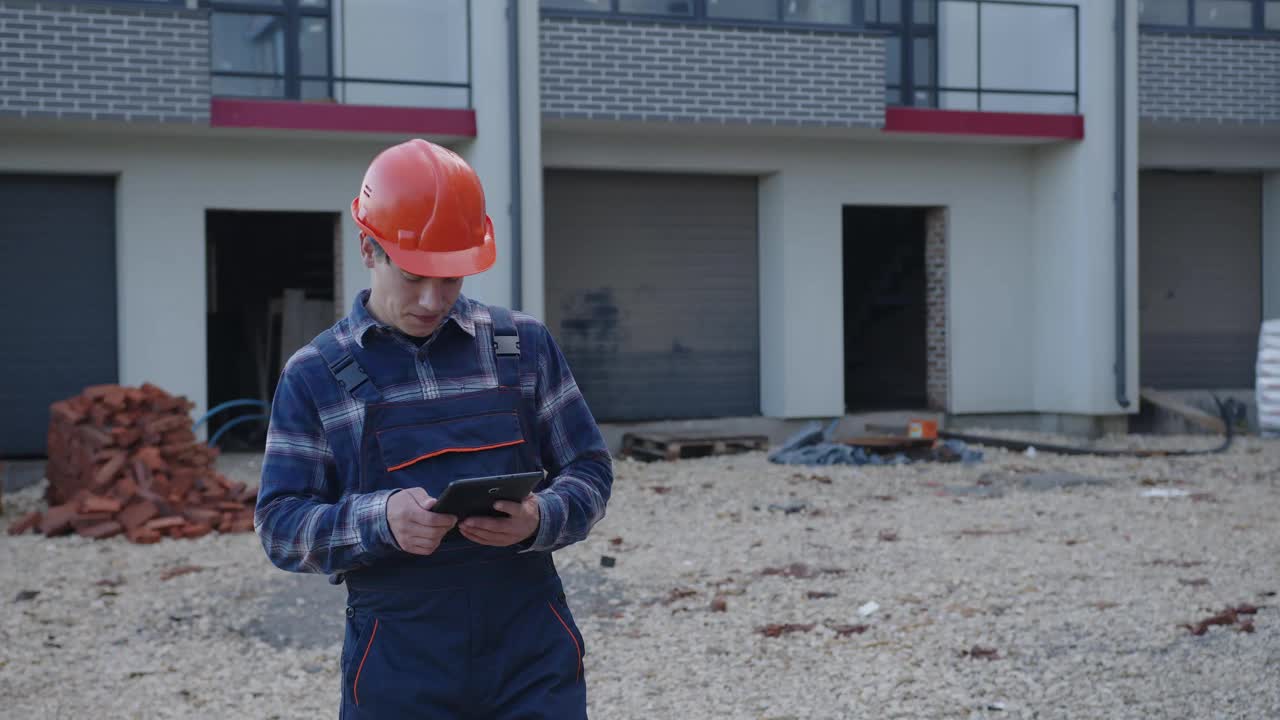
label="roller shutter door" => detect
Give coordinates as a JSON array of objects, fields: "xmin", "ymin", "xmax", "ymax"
[
  {"xmin": 544, "ymin": 170, "xmax": 759, "ymax": 421},
  {"xmin": 1139, "ymin": 171, "xmax": 1261, "ymax": 389},
  {"xmin": 0, "ymin": 174, "xmax": 117, "ymax": 457}
]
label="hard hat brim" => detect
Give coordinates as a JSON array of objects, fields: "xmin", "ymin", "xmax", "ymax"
[{"xmin": 352, "ymin": 198, "xmax": 497, "ymax": 278}]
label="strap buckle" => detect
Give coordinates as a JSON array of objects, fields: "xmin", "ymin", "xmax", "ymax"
[{"xmin": 494, "ymin": 335, "xmax": 520, "ymax": 356}]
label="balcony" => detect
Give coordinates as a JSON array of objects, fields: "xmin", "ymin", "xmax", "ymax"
[
  {"xmin": 540, "ymin": 0, "xmax": 1080, "ymax": 121},
  {"xmin": 205, "ymin": 0, "xmax": 475, "ymax": 135}
]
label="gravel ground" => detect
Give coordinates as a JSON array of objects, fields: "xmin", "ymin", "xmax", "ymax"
[{"xmin": 2, "ymin": 436, "xmax": 1279, "ymax": 719}]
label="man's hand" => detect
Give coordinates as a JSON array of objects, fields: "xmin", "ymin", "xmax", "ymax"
[
  {"xmin": 386, "ymin": 487, "xmax": 457, "ymax": 556},
  {"xmin": 458, "ymin": 495, "xmax": 540, "ymax": 548}
]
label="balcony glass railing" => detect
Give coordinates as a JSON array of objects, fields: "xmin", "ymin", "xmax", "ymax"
[{"xmin": 207, "ymin": 0, "xmax": 471, "ymax": 109}]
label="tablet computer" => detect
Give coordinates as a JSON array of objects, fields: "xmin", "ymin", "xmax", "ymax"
[{"xmin": 430, "ymin": 471, "xmax": 544, "ymax": 519}]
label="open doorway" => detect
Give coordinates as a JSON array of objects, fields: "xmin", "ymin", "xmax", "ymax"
[
  {"xmin": 842, "ymin": 206, "xmax": 929, "ymax": 411},
  {"xmin": 206, "ymin": 210, "xmax": 339, "ymax": 451}
]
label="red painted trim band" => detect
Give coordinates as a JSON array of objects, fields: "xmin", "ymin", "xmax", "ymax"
[
  {"xmin": 883, "ymin": 107, "xmax": 1084, "ymax": 140},
  {"xmin": 386, "ymin": 439, "xmax": 526, "ymax": 473},
  {"xmin": 210, "ymin": 98, "xmax": 477, "ymax": 137}
]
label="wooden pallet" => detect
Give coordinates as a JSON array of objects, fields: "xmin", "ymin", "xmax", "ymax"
[{"xmin": 621, "ymin": 432, "xmax": 770, "ymax": 462}]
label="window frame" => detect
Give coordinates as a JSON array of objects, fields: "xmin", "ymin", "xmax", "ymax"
[{"xmin": 208, "ymin": 0, "xmax": 333, "ymax": 101}]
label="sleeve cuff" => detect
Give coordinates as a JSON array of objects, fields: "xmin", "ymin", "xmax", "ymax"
[
  {"xmin": 520, "ymin": 491, "xmax": 564, "ymax": 553},
  {"xmin": 361, "ymin": 489, "xmax": 403, "ymax": 557}
]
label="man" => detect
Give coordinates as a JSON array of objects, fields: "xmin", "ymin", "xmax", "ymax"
[{"xmin": 255, "ymin": 138, "xmax": 613, "ymax": 719}]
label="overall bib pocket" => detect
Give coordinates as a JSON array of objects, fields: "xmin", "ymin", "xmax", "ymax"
[{"xmin": 374, "ymin": 411, "xmax": 526, "ymax": 497}]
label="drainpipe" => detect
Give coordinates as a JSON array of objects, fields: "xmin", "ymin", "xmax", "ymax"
[
  {"xmin": 1114, "ymin": 0, "xmax": 1130, "ymax": 408},
  {"xmin": 507, "ymin": 0, "xmax": 523, "ymax": 311}
]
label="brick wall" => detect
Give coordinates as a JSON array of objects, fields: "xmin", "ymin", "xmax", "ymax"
[
  {"xmin": 925, "ymin": 207, "xmax": 947, "ymax": 411},
  {"xmin": 1139, "ymin": 32, "xmax": 1280, "ymax": 125},
  {"xmin": 540, "ymin": 14, "xmax": 885, "ymax": 128},
  {"xmin": 0, "ymin": 0, "xmax": 209, "ymax": 124}
]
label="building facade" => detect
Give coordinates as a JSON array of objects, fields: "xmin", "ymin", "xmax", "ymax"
[{"xmin": 0, "ymin": 0, "xmax": 1276, "ymax": 456}]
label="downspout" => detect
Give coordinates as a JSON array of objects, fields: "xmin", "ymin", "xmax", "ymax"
[
  {"xmin": 507, "ymin": 0, "xmax": 523, "ymax": 311},
  {"xmin": 1114, "ymin": 0, "xmax": 1130, "ymax": 408}
]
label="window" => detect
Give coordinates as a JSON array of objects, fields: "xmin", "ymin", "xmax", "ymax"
[
  {"xmin": 1140, "ymin": 0, "xmax": 1280, "ymax": 32},
  {"xmin": 210, "ymin": 0, "xmax": 331, "ymax": 101}
]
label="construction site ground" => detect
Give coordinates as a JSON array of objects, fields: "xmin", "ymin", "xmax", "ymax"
[{"xmin": 2, "ymin": 434, "xmax": 1278, "ymax": 719}]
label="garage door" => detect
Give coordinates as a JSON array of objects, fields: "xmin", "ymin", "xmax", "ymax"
[
  {"xmin": 544, "ymin": 170, "xmax": 759, "ymax": 422},
  {"xmin": 0, "ymin": 175, "xmax": 117, "ymax": 457},
  {"xmin": 1139, "ymin": 172, "xmax": 1261, "ymax": 389}
]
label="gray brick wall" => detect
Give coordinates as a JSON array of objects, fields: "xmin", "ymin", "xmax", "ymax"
[
  {"xmin": 1139, "ymin": 32, "xmax": 1280, "ymax": 125},
  {"xmin": 0, "ymin": 0, "xmax": 209, "ymax": 124},
  {"xmin": 541, "ymin": 15, "xmax": 884, "ymax": 128}
]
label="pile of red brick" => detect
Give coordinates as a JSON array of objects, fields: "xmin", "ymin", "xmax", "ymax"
[{"xmin": 7, "ymin": 383, "xmax": 258, "ymax": 543}]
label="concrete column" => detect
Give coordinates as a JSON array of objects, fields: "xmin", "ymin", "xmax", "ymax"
[
  {"xmin": 456, "ymin": 0, "xmax": 515, "ymax": 308},
  {"xmin": 1029, "ymin": 0, "xmax": 1137, "ymax": 415}
]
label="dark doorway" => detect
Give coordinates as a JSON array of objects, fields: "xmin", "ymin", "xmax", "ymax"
[
  {"xmin": 842, "ymin": 206, "xmax": 928, "ymax": 410},
  {"xmin": 206, "ymin": 210, "xmax": 338, "ymax": 451}
]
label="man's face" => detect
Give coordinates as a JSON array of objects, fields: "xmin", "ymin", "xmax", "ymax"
[{"xmin": 362, "ymin": 236, "xmax": 464, "ymax": 338}]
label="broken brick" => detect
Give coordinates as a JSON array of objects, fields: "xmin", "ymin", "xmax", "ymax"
[
  {"xmin": 126, "ymin": 527, "xmax": 162, "ymax": 545},
  {"xmin": 40, "ymin": 504, "xmax": 78, "ymax": 536},
  {"xmin": 7, "ymin": 511, "xmax": 43, "ymax": 536},
  {"xmin": 183, "ymin": 508, "xmax": 221, "ymax": 526},
  {"xmin": 76, "ymin": 521, "xmax": 123, "ymax": 540},
  {"xmin": 93, "ymin": 452, "xmax": 128, "ymax": 489},
  {"xmin": 80, "ymin": 495, "xmax": 123, "ymax": 515},
  {"xmin": 178, "ymin": 523, "xmax": 213, "ymax": 539},
  {"xmin": 145, "ymin": 516, "xmax": 186, "ymax": 532},
  {"xmin": 118, "ymin": 500, "xmax": 159, "ymax": 531}
]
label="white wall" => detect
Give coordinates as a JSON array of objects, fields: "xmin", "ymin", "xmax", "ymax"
[
  {"xmin": 1027, "ymin": 0, "xmax": 1137, "ymax": 415},
  {"xmin": 1266, "ymin": 173, "xmax": 1280, "ymax": 321},
  {"xmin": 0, "ymin": 129, "xmax": 421, "ymax": 417},
  {"xmin": 543, "ymin": 130, "xmax": 1038, "ymax": 417}
]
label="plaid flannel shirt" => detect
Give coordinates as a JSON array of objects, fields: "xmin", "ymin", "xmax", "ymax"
[{"xmin": 254, "ymin": 290, "xmax": 613, "ymax": 575}]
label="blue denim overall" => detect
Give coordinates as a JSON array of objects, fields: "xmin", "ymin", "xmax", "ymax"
[{"xmin": 315, "ymin": 307, "xmax": 587, "ymax": 720}]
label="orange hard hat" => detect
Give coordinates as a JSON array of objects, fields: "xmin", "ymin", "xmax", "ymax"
[{"xmin": 351, "ymin": 138, "xmax": 496, "ymax": 278}]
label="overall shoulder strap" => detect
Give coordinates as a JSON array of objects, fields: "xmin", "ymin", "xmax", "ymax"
[
  {"xmin": 313, "ymin": 328, "xmax": 383, "ymax": 403},
  {"xmin": 487, "ymin": 305, "xmax": 522, "ymax": 389}
]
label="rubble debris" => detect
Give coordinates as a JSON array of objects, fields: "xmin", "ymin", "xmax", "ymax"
[
  {"xmin": 760, "ymin": 563, "xmax": 844, "ymax": 580},
  {"xmin": 7, "ymin": 511, "xmax": 43, "ymax": 536},
  {"xmin": 956, "ymin": 527, "xmax": 1029, "ymax": 539},
  {"xmin": 962, "ymin": 645, "xmax": 1000, "ymax": 660},
  {"xmin": 757, "ymin": 623, "xmax": 815, "ymax": 638},
  {"xmin": 1142, "ymin": 488, "xmax": 1190, "ymax": 498},
  {"xmin": 1181, "ymin": 604, "xmax": 1261, "ymax": 636},
  {"xmin": 659, "ymin": 588, "xmax": 698, "ymax": 605},
  {"xmin": 600, "ymin": 555, "xmax": 617, "ymax": 568},
  {"xmin": 829, "ymin": 623, "xmax": 868, "ymax": 637},
  {"xmin": 649, "ymin": 486, "xmax": 673, "ymax": 495},
  {"xmin": 159, "ymin": 565, "xmax": 205, "ymax": 581},
  {"xmin": 769, "ymin": 420, "xmax": 982, "ymax": 466},
  {"xmin": 15, "ymin": 590, "xmax": 39, "ymax": 602},
  {"xmin": 622, "ymin": 432, "xmax": 768, "ymax": 462},
  {"xmin": 806, "ymin": 591, "xmax": 838, "ymax": 600},
  {"xmin": 37, "ymin": 383, "xmax": 257, "ymax": 543},
  {"xmin": 766, "ymin": 501, "xmax": 807, "ymax": 514},
  {"xmin": 857, "ymin": 602, "xmax": 880, "ymax": 618},
  {"xmin": 710, "ymin": 596, "xmax": 728, "ymax": 612},
  {"xmin": 878, "ymin": 530, "xmax": 900, "ymax": 542}
]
